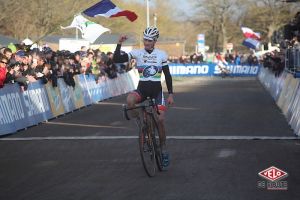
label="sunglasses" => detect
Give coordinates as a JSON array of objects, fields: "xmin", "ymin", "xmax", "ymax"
[
  {"xmin": 1, "ymin": 61, "xmax": 8, "ymax": 64},
  {"xmin": 143, "ymin": 39, "xmax": 154, "ymax": 42}
]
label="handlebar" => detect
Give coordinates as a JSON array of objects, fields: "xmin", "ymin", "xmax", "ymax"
[{"xmin": 122, "ymin": 98, "xmax": 160, "ymax": 120}]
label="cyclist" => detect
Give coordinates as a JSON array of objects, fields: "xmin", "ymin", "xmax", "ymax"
[{"xmin": 113, "ymin": 26, "xmax": 174, "ymax": 168}]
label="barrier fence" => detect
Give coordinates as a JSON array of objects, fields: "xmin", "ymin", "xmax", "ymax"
[
  {"xmin": 285, "ymin": 47, "xmax": 300, "ymax": 73},
  {"xmin": 169, "ymin": 63, "xmax": 260, "ymax": 77},
  {"xmin": 4, "ymin": 63, "xmax": 299, "ymax": 136},
  {"xmin": 258, "ymin": 67, "xmax": 300, "ymax": 136},
  {"xmin": 0, "ymin": 70, "xmax": 139, "ymax": 136}
]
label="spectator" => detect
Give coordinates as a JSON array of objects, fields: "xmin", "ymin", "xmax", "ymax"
[
  {"xmin": 5, "ymin": 61, "xmax": 29, "ymax": 91},
  {"xmin": 34, "ymin": 55, "xmax": 48, "ymax": 84},
  {"xmin": 72, "ymin": 51, "xmax": 81, "ymax": 75},
  {"xmin": 0, "ymin": 56, "xmax": 8, "ymax": 88},
  {"xmin": 198, "ymin": 52, "xmax": 204, "ymax": 63},
  {"xmin": 190, "ymin": 53, "xmax": 197, "ymax": 63},
  {"xmin": 104, "ymin": 52, "xmax": 118, "ymax": 79},
  {"xmin": 80, "ymin": 57, "xmax": 92, "ymax": 75},
  {"xmin": 87, "ymin": 51, "xmax": 94, "ymax": 63},
  {"xmin": 234, "ymin": 52, "xmax": 241, "ymax": 65},
  {"xmin": 63, "ymin": 64, "xmax": 75, "ymax": 88},
  {"xmin": 14, "ymin": 50, "xmax": 26, "ymax": 63},
  {"xmin": 3, "ymin": 48, "xmax": 13, "ymax": 60}
]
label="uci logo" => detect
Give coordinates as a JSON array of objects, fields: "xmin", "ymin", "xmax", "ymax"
[{"xmin": 143, "ymin": 66, "xmax": 158, "ymax": 78}]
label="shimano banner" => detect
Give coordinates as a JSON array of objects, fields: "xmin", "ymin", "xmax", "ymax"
[
  {"xmin": 169, "ymin": 63, "xmax": 260, "ymax": 77},
  {"xmin": 0, "ymin": 81, "xmax": 52, "ymax": 135}
]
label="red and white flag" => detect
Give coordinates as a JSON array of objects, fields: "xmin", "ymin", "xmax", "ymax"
[{"xmin": 241, "ymin": 27, "xmax": 261, "ymax": 40}]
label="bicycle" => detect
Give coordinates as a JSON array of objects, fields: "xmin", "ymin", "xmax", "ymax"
[
  {"xmin": 217, "ymin": 63, "xmax": 232, "ymax": 78},
  {"xmin": 123, "ymin": 97, "xmax": 164, "ymax": 177}
]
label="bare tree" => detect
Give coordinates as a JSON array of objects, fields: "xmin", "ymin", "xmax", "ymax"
[
  {"xmin": 243, "ymin": 0, "xmax": 296, "ymax": 42},
  {"xmin": 188, "ymin": 0, "xmax": 246, "ymax": 52}
]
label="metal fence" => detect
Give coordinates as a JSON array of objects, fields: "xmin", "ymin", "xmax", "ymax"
[{"xmin": 285, "ymin": 47, "xmax": 300, "ymax": 72}]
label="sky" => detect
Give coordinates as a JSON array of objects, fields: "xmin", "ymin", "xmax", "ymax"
[{"xmin": 125, "ymin": 0, "xmax": 195, "ymax": 18}]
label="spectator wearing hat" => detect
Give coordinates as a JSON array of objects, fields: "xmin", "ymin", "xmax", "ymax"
[
  {"xmin": 15, "ymin": 50, "xmax": 26, "ymax": 59},
  {"xmin": 7, "ymin": 43, "xmax": 17, "ymax": 54},
  {"xmin": 0, "ymin": 56, "xmax": 8, "ymax": 88}
]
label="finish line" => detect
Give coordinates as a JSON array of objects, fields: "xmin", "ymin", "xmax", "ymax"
[{"xmin": 0, "ymin": 135, "xmax": 299, "ymax": 141}]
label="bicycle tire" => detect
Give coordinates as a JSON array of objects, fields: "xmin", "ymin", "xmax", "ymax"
[
  {"xmin": 138, "ymin": 113, "xmax": 156, "ymax": 177},
  {"xmin": 150, "ymin": 114, "xmax": 163, "ymax": 171}
]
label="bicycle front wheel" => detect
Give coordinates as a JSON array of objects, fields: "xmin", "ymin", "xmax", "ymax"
[
  {"xmin": 150, "ymin": 114, "xmax": 163, "ymax": 171},
  {"xmin": 139, "ymin": 115, "xmax": 156, "ymax": 177}
]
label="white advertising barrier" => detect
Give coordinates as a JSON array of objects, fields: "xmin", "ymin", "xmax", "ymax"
[
  {"xmin": 258, "ymin": 67, "xmax": 274, "ymax": 94},
  {"xmin": 288, "ymin": 83, "xmax": 300, "ymax": 134},
  {"xmin": 258, "ymin": 68, "xmax": 300, "ymax": 136},
  {"xmin": 291, "ymin": 89, "xmax": 300, "ymax": 136},
  {"xmin": 276, "ymin": 73, "xmax": 294, "ymax": 110},
  {"xmin": 268, "ymin": 71, "xmax": 287, "ymax": 101},
  {"xmin": 272, "ymin": 72, "xmax": 288, "ymax": 102},
  {"xmin": 281, "ymin": 78, "xmax": 300, "ymax": 116},
  {"xmin": 258, "ymin": 67, "xmax": 287, "ymax": 101}
]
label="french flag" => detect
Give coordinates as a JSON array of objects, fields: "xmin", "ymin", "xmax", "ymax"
[
  {"xmin": 83, "ymin": 0, "xmax": 138, "ymax": 22},
  {"xmin": 241, "ymin": 27, "xmax": 261, "ymax": 40},
  {"xmin": 242, "ymin": 38, "xmax": 260, "ymax": 50}
]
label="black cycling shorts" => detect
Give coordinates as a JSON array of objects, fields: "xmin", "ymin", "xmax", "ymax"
[{"xmin": 131, "ymin": 81, "xmax": 166, "ymax": 111}]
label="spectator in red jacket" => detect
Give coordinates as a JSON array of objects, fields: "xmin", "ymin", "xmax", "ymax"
[{"xmin": 0, "ymin": 56, "xmax": 8, "ymax": 88}]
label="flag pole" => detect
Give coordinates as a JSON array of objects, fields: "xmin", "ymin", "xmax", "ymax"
[
  {"xmin": 153, "ymin": 13, "xmax": 157, "ymax": 27},
  {"xmin": 75, "ymin": 14, "xmax": 78, "ymax": 40},
  {"xmin": 146, "ymin": 0, "xmax": 150, "ymax": 27}
]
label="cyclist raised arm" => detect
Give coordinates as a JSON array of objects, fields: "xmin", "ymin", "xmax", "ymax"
[{"xmin": 113, "ymin": 27, "xmax": 174, "ymax": 168}]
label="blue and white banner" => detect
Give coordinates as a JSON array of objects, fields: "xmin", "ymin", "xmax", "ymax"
[
  {"xmin": 57, "ymin": 79, "xmax": 76, "ymax": 113},
  {"xmin": 0, "ymin": 81, "xmax": 53, "ymax": 135},
  {"xmin": 0, "ymin": 72, "xmax": 138, "ymax": 136},
  {"xmin": 23, "ymin": 81, "xmax": 53, "ymax": 123},
  {"xmin": 0, "ymin": 84, "xmax": 26, "ymax": 135},
  {"xmin": 169, "ymin": 63, "xmax": 260, "ymax": 77},
  {"xmin": 76, "ymin": 75, "xmax": 92, "ymax": 106}
]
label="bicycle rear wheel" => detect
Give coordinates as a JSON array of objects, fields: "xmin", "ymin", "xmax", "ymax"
[{"xmin": 138, "ymin": 114, "xmax": 156, "ymax": 177}]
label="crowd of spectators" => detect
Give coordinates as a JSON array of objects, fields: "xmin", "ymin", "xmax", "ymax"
[
  {"xmin": 260, "ymin": 34, "xmax": 300, "ymax": 77},
  {"xmin": 262, "ymin": 11, "xmax": 300, "ymax": 75},
  {"xmin": 282, "ymin": 35, "xmax": 300, "ymax": 72},
  {"xmin": 0, "ymin": 43, "xmax": 128, "ymax": 91},
  {"xmin": 2, "ymin": 33, "xmax": 298, "ymax": 91},
  {"xmin": 168, "ymin": 51, "xmax": 259, "ymax": 66}
]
